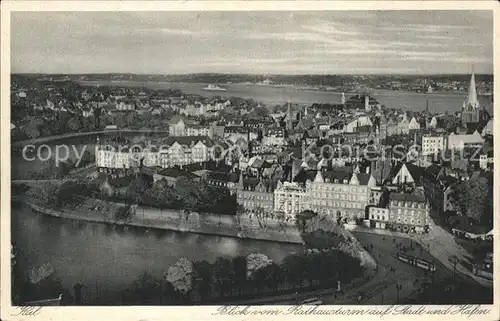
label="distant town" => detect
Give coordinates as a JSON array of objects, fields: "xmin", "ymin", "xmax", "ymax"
[{"xmin": 11, "ymin": 69, "xmax": 493, "ymax": 306}]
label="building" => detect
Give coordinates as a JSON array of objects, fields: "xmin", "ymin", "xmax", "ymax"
[
  {"xmin": 408, "ymin": 117, "xmax": 421, "ymax": 131},
  {"xmin": 344, "ymin": 116, "xmax": 373, "ymax": 133},
  {"xmin": 116, "ymin": 100, "xmax": 136, "ymax": 111},
  {"xmin": 306, "ymin": 169, "xmax": 376, "ymax": 220},
  {"xmin": 168, "ymin": 116, "xmax": 186, "ymax": 136},
  {"xmin": 158, "ymin": 136, "xmax": 215, "ymax": 168},
  {"xmin": 344, "ymin": 94, "xmax": 381, "ymax": 111},
  {"xmin": 185, "ymin": 125, "xmax": 212, "ymax": 137},
  {"xmin": 421, "ymin": 134, "xmax": 446, "ymax": 156},
  {"xmin": 481, "ymin": 118, "xmax": 493, "ymax": 137},
  {"xmin": 274, "ymin": 181, "xmax": 308, "ymax": 217},
  {"xmin": 262, "ymin": 127, "xmax": 286, "ymax": 146},
  {"xmin": 447, "ymin": 131, "xmax": 484, "ymax": 150},
  {"xmin": 479, "ymin": 151, "xmax": 494, "ymax": 170},
  {"xmin": 96, "ymin": 144, "xmax": 133, "ymax": 170},
  {"xmin": 388, "ymin": 192, "xmax": 430, "ymax": 233},
  {"xmin": 391, "ymin": 162, "xmax": 424, "ymax": 186},
  {"xmin": 368, "ymin": 206, "xmax": 390, "ymax": 229},
  {"xmin": 236, "ymin": 174, "xmax": 275, "ymax": 213}
]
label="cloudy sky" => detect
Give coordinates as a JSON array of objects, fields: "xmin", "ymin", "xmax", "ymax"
[{"xmin": 11, "ymin": 10, "xmax": 493, "ymax": 75}]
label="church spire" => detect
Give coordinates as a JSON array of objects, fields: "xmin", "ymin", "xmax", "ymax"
[
  {"xmin": 286, "ymin": 101, "xmax": 293, "ymax": 131},
  {"xmin": 464, "ymin": 66, "xmax": 480, "ymax": 111}
]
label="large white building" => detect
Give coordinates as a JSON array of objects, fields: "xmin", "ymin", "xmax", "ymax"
[
  {"xmin": 96, "ymin": 136, "xmax": 216, "ymax": 170},
  {"xmin": 307, "ymin": 169, "xmax": 376, "ymax": 220}
]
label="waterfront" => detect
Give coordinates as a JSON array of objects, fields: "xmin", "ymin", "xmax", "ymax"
[
  {"xmin": 79, "ymin": 80, "xmax": 492, "ymax": 114},
  {"xmin": 11, "ymin": 204, "xmax": 303, "ymax": 295}
]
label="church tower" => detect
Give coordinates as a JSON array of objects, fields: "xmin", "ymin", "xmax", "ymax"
[
  {"xmin": 286, "ymin": 101, "xmax": 294, "ymax": 131},
  {"xmin": 461, "ymin": 67, "xmax": 480, "ymax": 127}
]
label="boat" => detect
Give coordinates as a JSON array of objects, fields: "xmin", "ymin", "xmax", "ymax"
[{"xmin": 202, "ymin": 84, "xmax": 227, "ymax": 92}]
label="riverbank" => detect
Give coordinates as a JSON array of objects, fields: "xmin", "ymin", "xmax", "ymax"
[{"xmin": 22, "ymin": 198, "xmax": 305, "ymax": 244}]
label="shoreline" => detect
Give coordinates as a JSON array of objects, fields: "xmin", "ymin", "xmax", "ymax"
[{"xmin": 21, "ymin": 199, "xmax": 305, "ymax": 245}]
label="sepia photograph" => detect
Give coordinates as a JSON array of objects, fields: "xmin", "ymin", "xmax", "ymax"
[{"xmin": 2, "ymin": 2, "xmax": 496, "ymax": 317}]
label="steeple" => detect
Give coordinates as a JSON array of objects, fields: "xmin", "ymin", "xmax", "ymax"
[
  {"xmin": 286, "ymin": 101, "xmax": 293, "ymax": 131},
  {"xmin": 464, "ymin": 67, "xmax": 480, "ymax": 111}
]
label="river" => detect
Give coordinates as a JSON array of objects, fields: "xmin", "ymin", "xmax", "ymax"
[
  {"xmin": 11, "ymin": 204, "xmax": 302, "ymax": 295},
  {"xmin": 79, "ymin": 80, "xmax": 493, "ymax": 114}
]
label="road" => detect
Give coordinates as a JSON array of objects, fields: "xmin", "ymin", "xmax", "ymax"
[{"xmin": 345, "ymin": 224, "xmax": 492, "ymax": 288}]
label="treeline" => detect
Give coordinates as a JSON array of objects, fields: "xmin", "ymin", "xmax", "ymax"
[
  {"xmin": 106, "ymin": 175, "xmax": 238, "ymax": 215},
  {"xmin": 91, "ymin": 247, "xmax": 361, "ymax": 305}
]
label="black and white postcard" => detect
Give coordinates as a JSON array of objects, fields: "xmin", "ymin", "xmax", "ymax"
[{"xmin": 1, "ymin": 1, "xmax": 498, "ymax": 321}]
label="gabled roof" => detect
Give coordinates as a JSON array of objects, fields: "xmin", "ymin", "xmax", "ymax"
[
  {"xmin": 424, "ymin": 164, "xmax": 442, "ymax": 178},
  {"xmin": 162, "ymin": 136, "xmax": 214, "ymax": 147},
  {"xmin": 322, "ymin": 169, "xmax": 352, "ymax": 183}
]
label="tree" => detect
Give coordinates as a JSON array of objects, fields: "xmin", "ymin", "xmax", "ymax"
[
  {"xmin": 193, "ymin": 260, "xmax": 212, "ymax": 300},
  {"xmin": 231, "ymin": 256, "xmax": 247, "ymax": 295},
  {"xmin": 296, "ymin": 210, "xmax": 318, "ymax": 233},
  {"xmin": 133, "ymin": 272, "xmax": 161, "ymax": 304},
  {"xmin": 212, "ymin": 257, "xmax": 233, "ymax": 297},
  {"xmin": 246, "ymin": 253, "xmax": 273, "ymax": 279},
  {"xmin": 68, "ymin": 116, "xmax": 82, "ymax": 132},
  {"xmin": 253, "ymin": 262, "xmax": 282, "ymax": 291},
  {"xmin": 166, "ymin": 258, "xmax": 194, "ymax": 296},
  {"xmin": 282, "ymin": 254, "xmax": 305, "ymax": 289},
  {"xmin": 451, "ymin": 176, "xmax": 490, "ymax": 222}
]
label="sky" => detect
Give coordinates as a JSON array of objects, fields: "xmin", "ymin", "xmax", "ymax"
[{"xmin": 11, "ymin": 10, "xmax": 493, "ymax": 75}]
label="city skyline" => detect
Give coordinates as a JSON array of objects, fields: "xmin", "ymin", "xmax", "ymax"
[{"xmin": 11, "ymin": 10, "xmax": 493, "ymax": 75}]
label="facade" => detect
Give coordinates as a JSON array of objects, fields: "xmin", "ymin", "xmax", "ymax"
[
  {"xmin": 96, "ymin": 145, "xmax": 131, "ymax": 169},
  {"xmin": 388, "ymin": 192, "xmax": 430, "ymax": 233},
  {"xmin": 479, "ymin": 151, "xmax": 494, "ymax": 170},
  {"xmin": 447, "ymin": 131, "xmax": 484, "ymax": 150},
  {"xmin": 368, "ymin": 206, "xmax": 390, "ymax": 229},
  {"xmin": 169, "ymin": 117, "xmax": 186, "ymax": 136},
  {"xmin": 344, "ymin": 116, "xmax": 373, "ymax": 133},
  {"xmin": 236, "ymin": 175, "xmax": 275, "ymax": 213},
  {"xmin": 185, "ymin": 125, "xmax": 212, "ymax": 137},
  {"xmin": 306, "ymin": 170, "xmax": 376, "ymax": 220},
  {"xmin": 156, "ymin": 136, "xmax": 215, "ymax": 168},
  {"xmin": 274, "ymin": 181, "xmax": 308, "ymax": 217},
  {"xmin": 116, "ymin": 101, "xmax": 136, "ymax": 111},
  {"xmin": 421, "ymin": 135, "xmax": 446, "ymax": 156},
  {"xmin": 263, "ymin": 127, "xmax": 286, "ymax": 146},
  {"xmin": 408, "ymin": 117, "xmax": 421, "ymax": 131}
]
